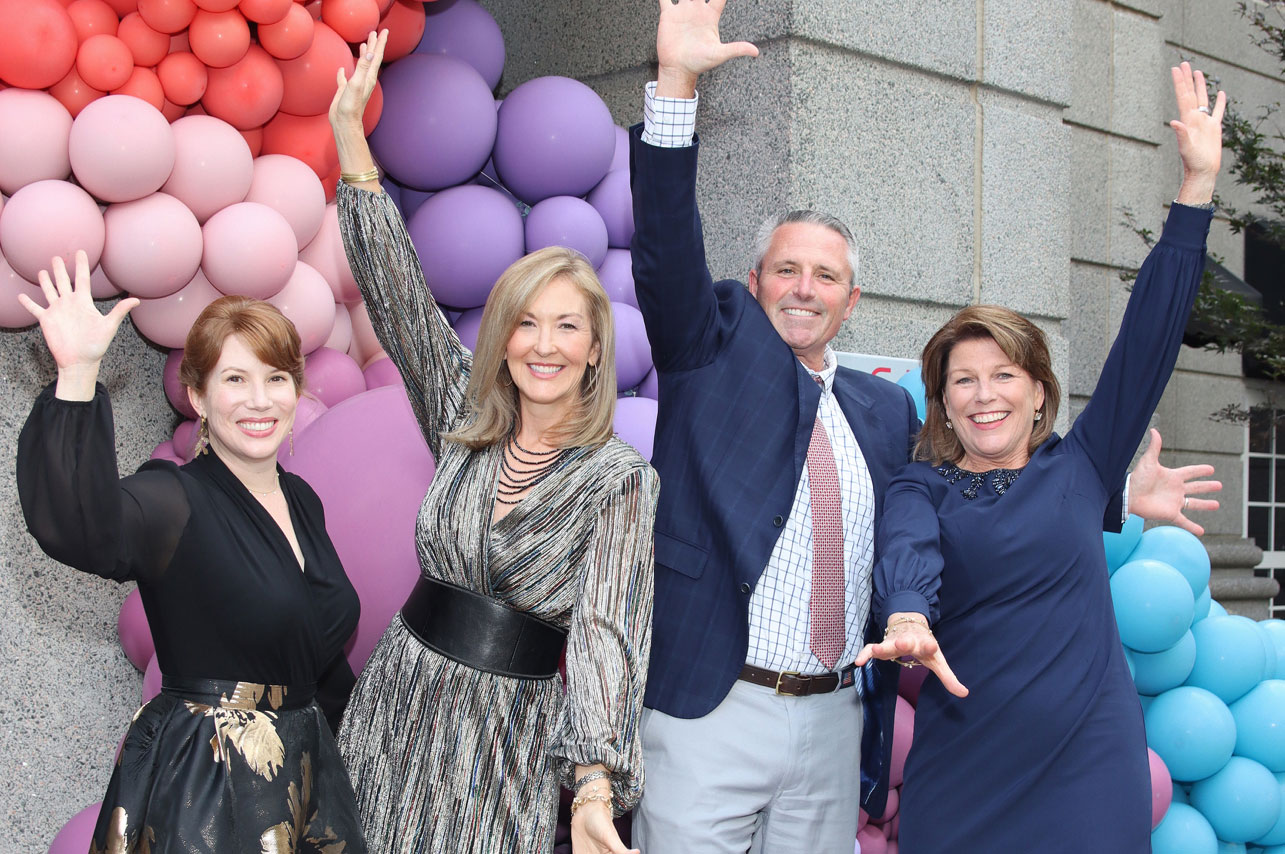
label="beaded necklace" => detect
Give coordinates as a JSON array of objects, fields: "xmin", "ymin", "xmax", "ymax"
[{"xmin": 496, "ymin": 436, "xmax": 568, "ymax": 504}]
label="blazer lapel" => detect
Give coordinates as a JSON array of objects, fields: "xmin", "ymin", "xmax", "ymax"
[
  {"xmin": 793, "ymin": 361, "xmax": 823, "ymax": 484},
  {"xmin": 831, "ymin": 376, "xmax": 892, "ymax": 516}
]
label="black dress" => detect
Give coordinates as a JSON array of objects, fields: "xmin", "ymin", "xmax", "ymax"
[{"xmin": 17, "ymin": 384, "xmax": 367, "ymax": 854}]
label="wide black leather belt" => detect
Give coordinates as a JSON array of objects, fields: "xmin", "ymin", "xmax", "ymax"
[
  {"xmin": 400, "ymin": 575, "xmax": 567, "ymax": 680},
  {"xmin": 739, "ymin": 663, "xmax": 858, "ymax": 696}
]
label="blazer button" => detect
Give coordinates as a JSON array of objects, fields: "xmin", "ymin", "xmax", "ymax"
[
  {"xmin": 740, "ymin": 582, "xmax": 752, "ymax": 594},
  {"xmin": 772, "ymin": 515, "xmax": 784, "ymax": 527}
]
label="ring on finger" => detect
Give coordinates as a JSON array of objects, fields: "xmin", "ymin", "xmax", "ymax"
[
  {"xmin": 1197, "ymin": 105, "xmax": 1211, "ymax": 114},
  {"xmin": 1183, "ymin": 496, "xmax": 1190, "ymax": 510}
]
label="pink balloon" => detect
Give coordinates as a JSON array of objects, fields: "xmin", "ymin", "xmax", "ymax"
[
  {"xmin": 886, "ymin": 840, "xmax": 899, "ymax": 854},
  {"xmin": 856, "ymin": 824, "xmax": 887, "ymax": 854},
  {"xmin": 101, "ymin": 192, "xmax": 203, "ymax": 297},
  {"xmin": 612, "ymin": 396, "xmax": 655, "ymax": 462},
  {"xmin": 173, "ymin": 421, "xmax": 200, "ymax": 462},
  {"xmin": 89, "ymin": 263, "xmax": 122, "ymax": 299},
  {"xmin": 881, "ymin": 786, "xmax": 900, "ymax": 821},
  {"xmin": 0, "ymin": 89, "xmax": 73, "ymax": 195},
  {"xmin": 298, "ymin": 202, "xmax": 359, "ymax": 303},
  {"xmin": 48, "ymin": 802, "xmax": 104, "ymax": 854},
  {"xmin": 201, "ymin": 201, "xmax": 298, "ymax": 298},
  {"xmin": 142, "ymin": 653, "xmax": 162, "ymax": 702},
  {"xmin": 363, "ymin": 355, "xmax": 402, "ymax": 390},
  {"xmin": 324, "ymin": 300, "xmax": 352, "ymax": 353},
  {"xmin": 117, "ymin": 588, "xmax": 154, "ymax": 671},
  {"xmin": 244, "ymin": 153, "xmax": 325, "ymax": 249},
  {"xmin": 303, "ymin": 346, "xmax": 365, "ymax": 407},
  {"xmin": 281, "ymin": 385, "xmax": 434, "ymax": 672},
  {"xmin": 450, "ymin": 306, "xmax": 483, "ymax": 352},
  {"xmin": 858, "ymin": 808, "xmax": 868, "ymax": 832},
  {"xmin": 897, "ymin": 661, "xmax": 929, "ymax": 706},
  {"xmin": 131, "ymin": 267, "xmax": 221, "ymax": 348},
  {"xmin": 162, "ymin": 114, "xmax": 253, "ymax": 223},
  {"xmin": 0, "ymin": 179, "xmax": 105, "ymax": 282},
  {"xmin": 0, "ymin": 251, "xmax": 44, "ymax": 330},
  {"xmin": 587, "ymin": 169, "xmax": 633, "ymax": 250},
  {"xmin": 889, "ymin": 695, "xmax": 914, "ymax": 788},
  {"xmin": 277, "ymin": 393, "xmax": 326, "ymax": 462},
  {"xmin": 163, "ymin": 347, "xmax": 198, "ymax": 418},
  {"xmin": 596, "ymin": 248, "xmax": 635, "ymax": 308},
  {"xmin": 346, "ymin": 300, "xmax": 382, "ymax": 365},
  {"xmin": 68, "ymin": 95, "xmax": 175, "ymax": 203},
  {"xmin": 1150, "ymin": 747, "xmax": 1173, "ymax": 829},
  {"xmin": 266, "ymin": 260, "xmax": 335, "ymax": 353},
  {"xmin": 149, "ymin": 439, "xmax": 185, "ymax": 463},
  {"xmin": 611, "ymin": 302, "xmax": 653, "ymax": 391},
  {"xmin": 637, "ymin": 367, "xmax": 658, "ymax": 401}
]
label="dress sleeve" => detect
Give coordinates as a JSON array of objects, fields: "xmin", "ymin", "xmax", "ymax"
[
  {"xmin": 16, "ymin": 384, "xmax": 190, "ymax": 584},
  {"xmin": 335, "ymin": 181, "xmax": 471, "ymax": 458},
  {"xmin": 1066, "ymin": 203, "xmax": 1213, "ymax": 495},
  {"xmin": 873, "ymin": 471, "xmax": 944, "ymax": 626},
  {"xmin": 550, "ymin": 464, "xmax": 659, "ymax": 813}
]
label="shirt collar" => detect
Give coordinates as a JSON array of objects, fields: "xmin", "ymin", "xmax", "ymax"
[{"xmin": 805, "ymin": 347, "xmax": 838, "ymax": 394}]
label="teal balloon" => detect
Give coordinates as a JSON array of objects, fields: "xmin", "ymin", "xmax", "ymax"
[
  {"xmin": 1145, "ymin": 686, "xmax": 1236, "ymax": 782},
  {"xmin": 895, "ymin": 367, "xmax": 926, "ymax": 422},
  {"xmin": 1190, "ymin": 756, "xmax": 1280, "ymax": 843},
  {"xmin": 1112, "ymin": 559, "xmax": 1196, "ymax": 652},
  {"xmin": 1187, "ymin": 616, "xmax": 1267, "ymax": 704},
  {"xmin": 1252, "ymin": 772, "xmax": 1285, "ymax": 845},
  {"xmin": 1231, "ymin": 680, "xmax": 1285, "ymax": 772},
  {"xmin": 1105, "ymin": 514, "xmax": 1145, "ymax": 574},
  {"xmin": 1173, "ymin": 782, "xmax": 1190, "ymax": 805},
  {"xmin": 1151, "ymin": 802, "xmax": 1217, "ymax": 854},
  {"xmin": 1194, "ymin": 587, "xmax": 1212, "ymax": 622},
  {"xmin": 1216, "ymin": 842, "xmax": 1247, "ymax": 854},
  {"xmin": 1132, "ymin": 630, "xmax": 1198, "ymax": 696},
  {"xmin": 1128, "ymin": 526, "xmax": 1211, "ymax": 597},
  {"xmin": 1261, "ymin": 620, "xmax": 1285, "ymax": 680},
  {"xmin": 1261, "ymin": 622, "xmax": 1280, "ymax": 681},
  {"xmin": 1208, "ymin": 600, "xmax": 1228, "ymax": 619},
  {"xmin": 1141, "ymin": 693, "xmax": 1156, "ymax": 714}
]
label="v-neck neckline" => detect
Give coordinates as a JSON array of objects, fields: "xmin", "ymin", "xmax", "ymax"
[{"xmin": 192, "ymin": 451, "xmax": 308, "ymax": 574}]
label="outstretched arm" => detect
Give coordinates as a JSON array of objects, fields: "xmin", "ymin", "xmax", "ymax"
[
  {"xmin": 654, "ymin": 0, "xmax": 758, "ymax": 99},
  {"xmin": 1170, "ymin": 62, "xmax": 1225, "ymax": 206},
  {"xmin": 1126, "ymin": 428, "xmax": 1222, "ymax": 536}
]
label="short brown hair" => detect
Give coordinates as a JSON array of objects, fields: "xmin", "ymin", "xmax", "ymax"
[
  {"xmin": 446, "ymin": 246, "xmax": 617, "ymax": 450},
  {"xmin": 179, "ymin": 296, "xmax": 306, "ymax": 394},
  {"xmin": 915, "ymin": 304, "xmax": 1059, "ymax": 464}
]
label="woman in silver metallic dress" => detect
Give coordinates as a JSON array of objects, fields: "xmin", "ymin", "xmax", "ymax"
[{"xmin": 328, "ymin": 32, "xmax": 659, "ymax": 854}]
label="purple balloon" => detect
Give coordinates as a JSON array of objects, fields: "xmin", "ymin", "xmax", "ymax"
[
  {"xmin": 49, "ymin": 802, "xmax": 103, "ymax": 854},
  {"xmin": 612, "ymin": 302, "xmax": 653, "ymax": 391},
  {"xmin": 163, "ymin": 348, "xmax": 198, "ymax": 418},
  {"xmin": 524, "ymin": 196, "xmax": 608, "ymax": 269},
  {"xmin": 596, "ymin": 248, "xmax": 636, "ymax": 308},
  {"xmin": 173, "ymin": 419, "xmax": 199, "ymax": 461},
  {"xmin": 363, "ymin": 356, "xmax": 404, "ymax": 391},
  {"xmin": 117, "ymin": 589, "xmax": 153, "ymax": 672},
  {"xmin": 277, "ymin": 395, "xmax": 328, "ymax": 464},
  {"xmin": 142, "ymin": 654, "xmax": 162, "ymax": 703},
  {"xmin": 281, "ymin": 386, "xmax": 435, "ymax": 673},
  {"xmin": 609, "ymin": 125, "xmax": 629, "ymax": 173},
  {"xmin": 450, "ymin": 306, "xmax": 485, "ymax": 352},
  {"xmin": 587, "ymin": 170, "xmax": 634, "ymax": 249},
  {"xmin": 613, "ymin": 396, "xmax": 656, "ymax": 462},
  {"xmin": 149, "ymin": 439, "xmax": 185, "ymax": 465},
  {"xmin": 418, "ymin": 0, "xmax": 506, "ymax": 91},
  {"xmin": 637, "ymin": 367, "xmax": 658, "ymax": 400},
  {"xmin": 369, "ymin": 54, "xmax": 497, "ymax": 192},
  {"xmin": 391, "ymin": 180, "xmax": 433, "ymax": 220},
  {"xmin": 493, "ymin": 76, "xmax": 615, "ymax": 204},
  {"xmin": 407, "ymin": 185, "xmax": 525, "ymax": 309},
  {"xmin": 303, "ymin": 347, "xmax": 366, "ymax": 408}
]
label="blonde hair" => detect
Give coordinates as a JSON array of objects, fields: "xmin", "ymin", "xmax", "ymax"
[
  {"xmin": 446, "ymin": 247, "xmax": 617, "ymax": 450},
  {"xmin": 915, "ymin": 304, "xmax": 1059, "ymax": 465}
]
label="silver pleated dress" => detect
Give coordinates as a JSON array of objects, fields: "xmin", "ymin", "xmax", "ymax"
[{"xmin": 333, "ymin": 182, "xmax": 658, "ymax": 854}]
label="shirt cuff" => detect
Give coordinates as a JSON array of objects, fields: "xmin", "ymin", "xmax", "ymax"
[
  {"xmin": 1122, "ymin": 473, "xmax": 1131, "ymax": 526},
  {"xmin": 642, "ymin": 81, "xmax": 698, "ymax": 148}
]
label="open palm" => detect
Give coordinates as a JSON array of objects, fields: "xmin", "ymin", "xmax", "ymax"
[{"xmin": 19, "ymin": 251, "xmax": 139, "ymax": 371}]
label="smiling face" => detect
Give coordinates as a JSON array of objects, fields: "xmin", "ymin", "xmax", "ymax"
[
  {"xmin": 748, "ymin": 222, "xmax": 860, "ymax": 371},
  {"xmin": 187, "ymin": 334, "xmax": 299, "ymax": 473},
  {"xmin": 504, "ymin": 275, "xmax": 601, "ymax": 420},
  {"xmin": 942, "ymin": 335, "xmax": 1045, "ymax": 471}
]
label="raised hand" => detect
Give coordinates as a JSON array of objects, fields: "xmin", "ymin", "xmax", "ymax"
[
  {"xmin": 330, "ymin": 29, "xmax": 388, "ymax": 130},
  {"xmin": 656, "ymin": 0, "xmax": 758, "ymax": 98},
  {"xmin": 1169, "ymin": 61, "xmax": 1225, "ymax": 204},
  {"xmin": 854, "ymin": 616, "xmax": 969, "ymax": 699},
  {"xmin": 1126, "ymin": 428, "xmax": 1221, "ymax": 536}
]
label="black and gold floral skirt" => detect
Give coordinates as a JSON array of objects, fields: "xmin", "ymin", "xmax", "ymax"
[{"xmin": 91, "ymin": 677, "xmax": 367, "ymax": 854}]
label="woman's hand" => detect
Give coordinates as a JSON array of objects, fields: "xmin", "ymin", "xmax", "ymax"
[
  {"xmin": 854, "ymin": 615, "xmax": 969, "ymax": 698},
  {"xmin": 1169, "ymin": 61, "xmax": 1225, "ymax": 205},
  {"xmin": 19, "ymin": 251, "xmax": 139, "ymax": 401},
  {"xmin": 329, "ymin": 29, "xmax": 388, "ymax": 131},
  {"xmin": 1127, "ymin": 428, "xmax": 1221, "ymax": 536},
  {"xmin": 571, "ymin": 797, "xmax": 638, "ymax": 854}
]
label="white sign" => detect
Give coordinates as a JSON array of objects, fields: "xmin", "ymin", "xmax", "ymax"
[{"xmin": 835, "ymin": 351, "xmax": 919, "ymax": 383}]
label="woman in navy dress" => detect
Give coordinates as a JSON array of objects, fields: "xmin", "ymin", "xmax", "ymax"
[{"xmin": 855, "ymin": 63, "xmax": 1225, "ymax": 852}]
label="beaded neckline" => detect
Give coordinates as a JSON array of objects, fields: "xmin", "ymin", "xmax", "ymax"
[{"xmin": 935, "ymin": 463, "xmax": 1023, "ymax": 500}]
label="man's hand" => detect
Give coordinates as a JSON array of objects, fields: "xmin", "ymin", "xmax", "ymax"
[
  {"xmin": 656, "ymin": 0, "xmax": 758, "ymax": 99},
  {"xmin": 1128, "ymin": 428, "xmax": 1221, "ymax": 536}
]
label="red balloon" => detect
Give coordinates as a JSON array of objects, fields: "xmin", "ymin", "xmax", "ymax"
[
  {"xmin": 113, "ymin": 65, "xmax": 165, "ymax": 110},
  {"xmin": 261, "ymin": 110, "xmax": 335, "ymax": 179},
  {"xmin": 0, "ymin": 0, "xmax": 78, "ymax": 89},
  {"xmin": 160, "ymin": 96, "xmax": 185, "ymax": 120},
  {"xmin": 238, "ymin": 0, "xmax": 290, "ymax": 23},
  {"xmin": 67, "ymin": 0, "xmax": 120, "ymax": 41},
  {"xmin": 77, "ymin": 33, "xmax": 135, "ymax": 91},
  {"xmin": 362, "ymin": 78, "xmax": 382, "ymax": 134},
  {"xmin": 240, "ymin": 125, "xmax": 263, "ymax": 156},
  {"xmin": 275, "ymin": 22, "xmax": 352, "ymax": 116},
  {"xmin": 157, "ymin": 51, "xmax": 208, "ymax": 105},
  {"xmin": 136, "ymin": 0, "xmax": 197, "ymax": 33},
  {"xmin": 48, "ymin": 66, "xmax": 106, "ymax": 118},
  {"xmin": 202, "ymin": 43, "xmax": 283, "ymax": 129},
  {"xmin": 377, "ymin": 0, "xmax": 425, "ymax": 63},
  {"xmin": 320, "ymin": 0, "xmax": 378, "ymax": 43},
  {"xmin": 374, "ymin": 0, "xmax": 391, "ymax": 13},
  {"xmin": 117, "ymin": 12, "xmax": 170, "ymax": 66},
  {"xmin": 103, "ymin": 0, "xmax": 139, "ymax": 13},
  {"xmin": 169, "ymin": 30, "xmax": 190, "ymax": 51},
  {"xmin": 257, "ymin": 1, "xmax": 314, "ymax": 60},
  {"xmin": 189, "ymin": 8, "xmax": 250, "ymax": 67},
  {"xmin": 194, "ymin": 0, "xmax": 239, "ymax": 10}
]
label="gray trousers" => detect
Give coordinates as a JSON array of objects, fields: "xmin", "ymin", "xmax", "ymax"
[{"xmin": 633, "ymin": 679, "xmax": 863, "ymax": 854}]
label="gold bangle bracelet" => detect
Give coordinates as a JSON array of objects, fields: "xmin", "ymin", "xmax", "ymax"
[{"xmin": 340, "ymin": 168, "xmax": 380, "ymax": 184}]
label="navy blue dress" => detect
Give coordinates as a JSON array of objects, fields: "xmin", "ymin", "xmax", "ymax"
[{"xmin": 874, "ymin": 203, "xmax": 1212, "ymax": 853}]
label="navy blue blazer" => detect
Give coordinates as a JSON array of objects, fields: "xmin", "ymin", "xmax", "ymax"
[{"xmin": 629, "ymin": 126, "xmax": 916, "ymax": 817}]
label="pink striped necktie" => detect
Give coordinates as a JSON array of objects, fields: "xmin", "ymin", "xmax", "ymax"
[{"xmin": 808, "ymin": 376, "xmax": 845, "ymax": 670}]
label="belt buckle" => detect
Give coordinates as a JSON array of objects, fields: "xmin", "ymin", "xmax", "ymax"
[{"xmin": 774, "ymin": 670, "xmax": 804, "ymax": 695}]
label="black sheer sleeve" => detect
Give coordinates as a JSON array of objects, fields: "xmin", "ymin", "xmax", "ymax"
[
  {"xmin": 16, "ymin": 384, "xmax": 190, "ymax": 584},
  {"xmin": 314, "ymin": 652, "xmax": 357, "ymax": 734}
]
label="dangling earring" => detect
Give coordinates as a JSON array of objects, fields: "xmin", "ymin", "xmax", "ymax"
[
  {"xmin": 584, "ymin": 363, "xmax": 598, "ymax": 394},
  {"xmin": 289, "ymin": 428, "xmax": 295, "ymax": 455},
  {"xmin": 194, "ymin": 415, "xmax": 210, "ymax": 456},
  {"xmin": 1034, "ymin": 411, "xmax": 1043, "ymax": 422},
  {"xmin": 945, "ymin": 419, "xmax": 953, "ymax": 430}
]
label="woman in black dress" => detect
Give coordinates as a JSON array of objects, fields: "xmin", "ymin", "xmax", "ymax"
[{"xmin": 16, "ymin": 252, "xmax": 366, "ymax": 853}]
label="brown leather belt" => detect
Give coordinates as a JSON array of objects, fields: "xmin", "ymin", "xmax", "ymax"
[{"xmin": 738, "ymin": 663, "xmax": 858, "ymax": 696}]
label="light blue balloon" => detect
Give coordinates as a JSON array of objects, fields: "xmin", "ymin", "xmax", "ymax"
[
  {"xmin": 1105, "ymin": 514, "xmax": 1146, "ymax": 574},
  {"xmin": 1231, "ymin": 680, "xmax": 1285, "ymax": 772},
  {"xmin": 1128, "ymin": 526, "xmax": 1212, "ymax": 598},
  {"xmin": 1113, "ymin": 559, "xmax": 1197, "ymax": 652},
  {"xmin": 1133, "ymin": 630, "xmax": 1198, "ymax": 696},
  {"xmin": 1141, "ymin": 693, "xmax": 1156, "ymax": 714},
  {"xmin": 1173, "ymin": 782, "xmax": 1190, "ymax": 805},
  {"xmin": 895, "ymin": 367, "xmax": 926, "ymax": 423},
  {"xmin": 1261, "ymin": 622, "xmax": 1280, "ymax": 681},
  {"xmin": 1251, "ymin": 772, "xmax": 1285, "ymax": 846},
  {"xmin": 1216, "ymin": 841, "xmax": 1247, "ymax": 854},
  {"xmin": 1194, "ymin": 587, "xmax": 1212, "ymax": 622},
  {"xmin": 1190, "ymin": 756, "xmax": 1280, "ymax": 843},
  {"xmin": 1260, "ymin": 846, "xmax": 1285, "ymax": 854},
  {"xmin": 1152, "ymin": 802, "xmax": 1218, "ymax": 854},
  {"xmin": 1208, "ymin": 600, "xmax": 1228, "ymax": 619},
  {"xmin": 1187, "ymin": 616, "xmax": 1268, "ymax": 704},
  {"xmin": 1261, "ymin": 620, "xmax": 1285, "ymax": 680},
  {"xmin": 1146, "ymin": 686, "xmax": 1236, "ymax": 782}
]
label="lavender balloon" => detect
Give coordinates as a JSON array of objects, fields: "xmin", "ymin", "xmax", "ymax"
[
  {"xmin": 612, "ymin": 302, "xmax": 653, "ymax": 391},
  {"xmin": 418, "ymin": 0, "xmax": 506, "ymax": 91},
  {"xmin": 597, "ymin": 248, "xmax": 636, "ymax": 308},
  {"xmin": 450, "ymin": 306, "xmax": 485, "ymax": 352},
  {"xmin": 408, "ymin": 185, "xmax": 525, "ymax": 309},
  {"xmin": 613, "ymin": 396, "xmax": 656, "ymax": 462},
  {"xmin": 636, "ymin": 367, "xmax": 658, "ymax": 400},
  {"xmin": 609, "ymin": 125, "xmax": 629, "ymax": 173},
  {"xmin": 493, "ymin": 76, "xmax": 615, "ymax": 204},
  {"xmin": 587, "ymin": 170, "xmax": 634, "ymax": 249},
  {"xmin": 524, "ymin": 196, "xmax": 608, "ymax": 269},
  {"xmin": 369, "ymin": 54, "xmax": 497, "ymax": 192},
  {"xmin": 363, "ymin": 356, "xmax": 403, "ymax": 391}
]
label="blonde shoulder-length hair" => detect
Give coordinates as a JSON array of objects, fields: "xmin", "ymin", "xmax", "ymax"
[
  {"xmin": 915, "ymin": 304, "xmax": 1060, "ymax": 465},
  {"xmin": 446, "ymin": 246, "xmax": 617, "ymax": 450}
]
